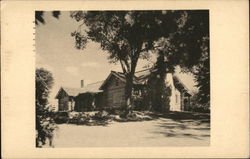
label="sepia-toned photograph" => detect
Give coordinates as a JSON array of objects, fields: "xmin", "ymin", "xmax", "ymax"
[{"xmin": 35, "ymin": 10, "xmax": 210, "ymax": 148}]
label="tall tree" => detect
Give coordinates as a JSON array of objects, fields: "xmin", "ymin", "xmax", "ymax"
[
  {"xmin": 149, "ymin": 50, "xmax": 172, "ymax": 111},
  {"xmin": 70, "ymin": 11, "xmax": 185, "ymax": 108},
  {"xmin": 36, "ymin": 68, "xmax": 56, "ymax": 147},
  {"xmin": 193, "ymin": 37, "xmax": 210, "ymax": 107},
  {"xmin": 176, "ymin": 11, "xmax": 210, "ymax": 107},
  {"xmin": 152, "ymin": 10, "xmax": 209, "ymax": 109}
]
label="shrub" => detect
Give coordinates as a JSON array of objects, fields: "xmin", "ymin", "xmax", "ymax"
[
  {"xmin": 119, "ymin": 109, "xmax": 130, "ymax": 118},
  {"xmin": 118, "ymin": 110, "xmax": 153, "ymax": 121},
  {"xmin": 77, "ymin": 113, "xmax": 91, "ymax": 124},
  {"xmin": 189, "ymin": 104, "xmax": 210, "ymax": 113},
  {"xmin": 68, "ymin": 112, "xmax": 91, "ymax": 125},
  {"xmin": 190, "ymin": 93, "xmax": 210, "ymax": 113},
  {"xmin": 54, "ymin": 111, "xmax": 69, "ymax": 124},
  {"xmin": 105, "ymin": 107, "xmax": 121, "ymax": 115},
  {"xmin": 92, "ymin": 110, "xmax": 110, "ymax": 121},
  {"xmin": 133, "ymin": 97, "xmax": 148, "ymax": 111}
]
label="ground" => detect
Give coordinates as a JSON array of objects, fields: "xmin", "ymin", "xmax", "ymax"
[{"xmin": 52, "ymin": 112, "xmax": 210, "ymax": 147}]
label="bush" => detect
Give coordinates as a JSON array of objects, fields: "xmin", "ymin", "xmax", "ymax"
[
  {"xmin": 190, "ymin": 93, "xmax": 210, "ymax": 113},
  {"xmin": 133, "ymin": 97, "xmax": 148, "ymax": 111},
  {"xmin": 190, "ymin": 104, "xmax": 210, "ymax": 113},
  {"xmin": 78, "ymin": 113, "xmax": 91, "ymax": 124},
  {"xmin": 68, "ymin": 112, "xmax": 91, "ymax": 125},
  {"xmin": 92, "ymin": 110, "xmax": 110, "ymax": 121},
  {"xmin": 119, "ymin": 109, "xmax": 130, "ymax": 118},
  {"xmin": 54, "ymin": 111, "xmax": 69, "ymax": 124},
  {"xmin": 102, "ymin": 107, "xmax": 122, "ymax": 115},
  {"xmin": 118, "ymin": 110, "xmax": 153, "ymax": 121}
]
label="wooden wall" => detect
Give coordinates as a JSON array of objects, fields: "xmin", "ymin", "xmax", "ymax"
[
  {"xmin": 74, "ymin": 93, "xmax": 104, "ymax": 111},
  {"xmin": 58, "ymin": 90, "xmax": 69, "ymax": 111},
  {"xmin": 102, "ymin": 75, "xmax": 126, "ymax": 108}
]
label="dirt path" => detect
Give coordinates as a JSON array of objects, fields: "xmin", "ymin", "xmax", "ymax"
[{"xmin": 52, "ymin": 118, "xmax": 210, "ymax": 147}]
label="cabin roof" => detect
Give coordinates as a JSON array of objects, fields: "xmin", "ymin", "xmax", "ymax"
[
  {"xmin": 56, "ymin": 69, "xmax": 192, "ymax": 98},
  {"xmin": 55, "ymin": 87, "xmax": 82, "ymax": 98},
  {"xmin": 112, "ymin": 71, "xmax": 142, "ymax": 84},
  {"xmin": 134, "ymin": 69, "xmax": 191, "ymax": 95},
  {"xmin": 80, "ymin": 81, "xmax": 104, "ymax": 93},
  {"xmin": 56, "ymin": 81, "xmax": 104, "ymax": 98},
  {"xmin": 62, "ymin": 87, "xmax": 83, "ymax": 97},
  {"xmin": 99, "ymin": 71, "xmax": 142, "ymax": 89},
  {"xmin": 173, "ymin": 76, "xmax": 191, "ymax": 95},
  {"xmin": 100, "ymin": 69, "xmax": 191, "ymax": 94},
  {"xmin": 134, "ymin": 68, "xmax": 154, "ymax": 83}
]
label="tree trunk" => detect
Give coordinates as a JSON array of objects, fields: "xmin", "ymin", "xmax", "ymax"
[
  {"xmin": 124, "ymin": 73, "xmax": 133, "ymax": 110},
  {"xmin": 121, "ymin": 50, "xmax": 140, "ymax": 112}
]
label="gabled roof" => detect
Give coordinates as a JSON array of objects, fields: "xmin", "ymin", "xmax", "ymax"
[
  {"xmin": 134, "ymin": 68, "xmax": 155, "ymax": 84},
  {"xmin": 55, "ymin": 87, "xmax": 83, "ymax": 99},
  {"xmin": 56, "ymin": 68, "xmax": 192, "ymax": 98},
  {"xmin": 63, "ymin": 87, "xmax": 83, "ymax": 96},
  {"xmin": 135, "ymin": 69, "xmax": 191, "ymax": 95},
  {"xmin": 80, "ymin": 81, "xmax": 104, "ymax": 93},
  {"xmin": 99, "ymin": 71, "xmax": 142, "ymax": 89},
  {"xmin": 55, "ymin": 81, "xmax": 104, "ymax": 99},
  {"xmin": 100, "ymin": 69, "xmax": 191, "ymax": 94},
  {"xmin": 173, "ymin": 76, "xmax": 191, "ymax": 95}
]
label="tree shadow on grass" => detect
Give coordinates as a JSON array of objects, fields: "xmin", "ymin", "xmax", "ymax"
[
  {"xmin": 155, "ymin": 111, "xmax": 210, "ymax": 121},
  {"xmin": 149, "ymin": 112, "xmax": 210, "ymax": 140},
  {"xmin": 152, "ymin": 119, "xmax": 210, "ymax": 140}
]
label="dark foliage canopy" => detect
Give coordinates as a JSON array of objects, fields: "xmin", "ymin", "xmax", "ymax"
[
  {"xmin": 179, "ymin": 11, "xmax": 209, "ymax": 106},
  {"xmin": 70, "ymin": 11, "xmax": 187, "ymax": 107},
  {"xmin": 70, "ymin": 11, "xmax": 185, "ymax": 66},
  {"xmin": 35, "ymin": 11, "xmax": 60, "ymax": 25},
  {"xmin": 70, "ymin": 10, "xmax": 210, "ymax": 107},
  {"xmin": 153, "ymin": 10, "xmax": 210, "ymax": 107}
]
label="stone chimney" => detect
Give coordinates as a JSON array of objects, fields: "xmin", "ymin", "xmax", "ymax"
[{"xmin": 81, "ymin": 80, "xmax": 84, "ymax": 88}]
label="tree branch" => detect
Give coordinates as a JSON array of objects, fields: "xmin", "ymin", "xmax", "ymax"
[
  {"xmin": 120, "ymin": 59, "xmax": 128, "ymax": 74},
  {"xmin": 140, "ymin": 45, "xmax": 162, "ymax": 53}
]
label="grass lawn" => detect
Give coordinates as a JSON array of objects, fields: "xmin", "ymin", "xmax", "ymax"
[{"xmin": 51, "ymin": 111, "xmax": 210, "ymax": 147}]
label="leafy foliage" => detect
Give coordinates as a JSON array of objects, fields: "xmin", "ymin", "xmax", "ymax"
[
  {"xmin": 175, "ymin": 10, "xmax": 210, "ymax": 107},
  {"xmin": 174, "ymin": 11, "xmax": 210, "ymax": 107},
  {"xmin": 192, "ymin": 37, "xmax": 210, "ymax": 107},
  {"xmin": 152, "ymin": 10, "xmax": 210, "ymax": 109},
  {"xmin": 70, "ymin": 11, "xmax": 186, "ymax": 108},
  {"xmin": 35, "ymin": 11, "xmax": 61, "ymax": 25},
  {"xmin": 189, "ymin": 91, "xmax": 210, "ymax": 113},
  {"xmin": 152, "ymin": 10, "xmax": 209, "ymax": 71},
  {"xmin": 36, "ymin": 68, "xmax": 57, "ymax": 147},
  {"xmin": 70, "ymin": 11, "xmax": 184, "ymax": 63}
]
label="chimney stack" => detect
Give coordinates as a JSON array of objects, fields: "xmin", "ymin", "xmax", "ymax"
[{"xmin": 81, "ymin": 80, "xmax": 84, "ymax": 88}]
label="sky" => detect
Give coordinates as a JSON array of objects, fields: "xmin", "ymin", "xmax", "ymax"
[{"xmin": 36, "ymin": 11, "xmax": 197, "ymax": 107}]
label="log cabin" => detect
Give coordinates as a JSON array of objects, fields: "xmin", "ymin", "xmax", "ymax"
[{"xmin": 55, "ymin": 69, "xmax": 191, "ymax": 112}]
